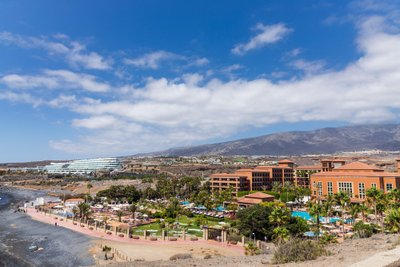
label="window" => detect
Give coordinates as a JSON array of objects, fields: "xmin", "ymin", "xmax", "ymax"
[
  {"xmin": 371, "ymin": 183, "xmax": 377, "ymax": 189},
  {"xmin": 386, "ymin": 183, "xmax": 393, "ymax": 192},
  {"xmin": 327, "ymin": 182, "xmax": 333, "ymax": 196},
  {"xmin": 358, "ymin": 183, "xmax": 365, "ymax": 199},
  {"xmin": 317, "ymin": 182, "xmax": 323, "ymax": 196},
  {"xmin": 338, "ymin": 182, "xmax": 353, "ymax": 197}
]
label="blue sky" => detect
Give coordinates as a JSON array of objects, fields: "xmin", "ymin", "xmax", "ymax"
[{"xmin": 0, "ymin": 0, "xmax": 400, "ymax": 162}]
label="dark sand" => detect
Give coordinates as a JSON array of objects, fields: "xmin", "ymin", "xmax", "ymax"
[{"xmin": 0, "ymin": 187, "xmax": 96, "ymax": 267}]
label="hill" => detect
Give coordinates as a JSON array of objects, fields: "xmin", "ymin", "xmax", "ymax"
[{"xmin": 149, "ymin": 124, "xmax": 400, "ymax": 156}]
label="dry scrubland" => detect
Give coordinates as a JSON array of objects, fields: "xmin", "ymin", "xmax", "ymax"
[{"xmin": 93, "ymin": 234, "xmax": 400, "ymax": 267}]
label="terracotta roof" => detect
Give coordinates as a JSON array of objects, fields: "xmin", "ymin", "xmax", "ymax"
[
  {"xmin": 334, "ymin": 161, "xmax": 382, "ymax": 171},
  {"xmin": 278, "ymin": 159, "xmax": 294, "ymax": 163},
  {"xmin": 210, "ymin": 173, "xmax": 247, "ymax": 177},
  {"xmin": 237, "ymin": 197, "xmax": 263, "ymax": 205},
  {"xmin": 312, "ymin": 171, "xmax": 400, "ymax": 177},
  {"xmin": 245, "ymin": 192, "xmax": 275, "ymax": 199}
]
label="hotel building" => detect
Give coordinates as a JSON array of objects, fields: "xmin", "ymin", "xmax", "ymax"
[
  {"xmin": 209, "ymin": 159, "xmax": 294, "ymax": 196},
  {"xmin": 44, "ymin": 157, "xmax": 122, "ymax": 175},
  {"xmin": 310, "ymin": 161, "xmax": 400, "ymax": 202}
]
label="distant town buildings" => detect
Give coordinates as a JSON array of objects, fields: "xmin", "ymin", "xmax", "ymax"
[{"xmin": 44, "ymin": 157, "xmax": 122, "ymax": 175}]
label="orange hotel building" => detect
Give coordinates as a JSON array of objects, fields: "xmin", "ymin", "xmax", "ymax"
[
  {"xmin": 210, "ymin": 159, "xmax": 294, "ymax": 196},
  {"xmin": 310, "ymin": 161, "xmax": 400, "ymax": 202}
]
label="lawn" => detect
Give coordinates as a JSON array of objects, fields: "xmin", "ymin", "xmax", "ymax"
[{"xmin": 131, "ymin": 215, "xmax": 224, "ymax": 237}]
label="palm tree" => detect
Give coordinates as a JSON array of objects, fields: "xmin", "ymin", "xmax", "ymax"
[
  {"xmin": 308, "ymin": 202, "xmax": 323, "ymax": 239},
  {"xmin": 385, "ymin": 208, "xmax": 400, "ymax": 233},
  {"xmin": 366, "ymin": 188, "xmax": 384, "ymax": 224},
  {"xmin": 388, "ymin": 189, "xmax": 400, "ymax": 208},
  {"xmin": 268, "ymin": 207, "xmax": 289, "ymax": 227},
  {"xmin": 116, "ymin": 210, "xmax": 124, "ymax": 222},
  {"xmin": 128, "ymin": 203, "xmax": 137, "ymax": 219},
  {"xmin": 349, "ymin": 203, "xmax": 360, "ymax": 225},
  {"xmin": 72, "ymin": 206, "xmax": 79, "ymax": 222},
  {"xmin": 87, "ymin": 183, "xmax": 93, "ymax": 195},
  {"xmin": 359, "ymin": 203, "xmax": 369, "ymax": 221},
  {"xmin": 322, "ymin": 195, "xmax": 334, "ymax": 223},
  {"xmin": 334, "ymin": 191, "xmax": 350, "ymax": 234},
  {"xmin": 272, "ymin": 226, "xmax": 290, "ymax": 244},
  {"xmin": 78, "ymin": 202, "xmax": 91, "ymax": 223}
]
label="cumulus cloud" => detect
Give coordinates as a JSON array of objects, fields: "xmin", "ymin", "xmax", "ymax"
[
  {"xmin": 232, "ymin": 23, "xmax": 292, "ymax": 55},
  {"xmin": 0, "ymin": 32, "xmax": 111, "ymax": 70},
  {"xmin": 46, "ymin": 14, "xmax": 400, "ymax": 155}
]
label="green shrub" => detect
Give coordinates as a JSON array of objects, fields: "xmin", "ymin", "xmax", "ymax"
[
  {"xmin": 353, "ymin": 221, "xmax": 374, "ymax": 238},
  {"xmin": 273, "ymin": 238, "xmax": 328, "ymax": 264},
  {"xmin": 319, "ymin": 233, "xmax": 338, "ymax": 244},
  {"xmin": 245, "ymin": 242, "xmax": 260, "ymax": 256}
]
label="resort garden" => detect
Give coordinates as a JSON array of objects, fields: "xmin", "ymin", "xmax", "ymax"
[{"xmin": 35, "ymin": 175, "xmax": 400, "ymax": 264}]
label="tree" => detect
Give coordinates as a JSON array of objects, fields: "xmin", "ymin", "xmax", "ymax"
[
  {"xmin": 359, "ymin": 203, "xmax": 370, "ymax": 221},
  {"xmin": 333, "ymin": 191, "xmax": 350, "ymax": 234},
  {"xmin": 72, "ymin": 206, "xmax": 79, "ymax": 222},
  {"xmin": 116, "ymin": 210, "xmax": 124, "ymax": 222},
  {"xmin": 349, "ymin": 203, "xmax": 361, "ymax": 225},
  {"xmin": 236, "ymin": 205, "xmax": 274, "ymax": 239},
  {"xmin": 269, "ymin": 207, "xmax": 290, "ymax": 227},
  {"xmin": 273, "ymin": 227, "xmax": 290, "ymax": 244},
  {"xmin": 87, "ymin": 183, "xmax": 93, "ymax": 195},
  {"xmin": 77, "ymin": 202, "xmax": 91, "ymax": 223},
  {"xmin": 385, "ymin": 208, "xmax": 400, "ymax": 233},
  {"xmin": 308, "ymin": 202, "xmax": 323, "ymax": 239},
  {"xmin": 321, "ymin": 195, "xmax": 334, "ymax": 223},
  {"xmin": 388, "ymin": 189, "xmax": 400, "ymax": 208},
  {"xmin": 128, "ymin": 203, "xmax": 137, "ymax": 220},
  {"xmin": 164, "ymin": 198, "xmax": 182, "ymax": 219},
  {"xmin": 366, "ymin": 188, "xmax": 384, "ymax": 225}
]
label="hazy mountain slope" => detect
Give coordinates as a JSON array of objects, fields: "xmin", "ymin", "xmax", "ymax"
[{"xmin": 149, "ymin": 124, "xmax": 400, "ymax": 156}]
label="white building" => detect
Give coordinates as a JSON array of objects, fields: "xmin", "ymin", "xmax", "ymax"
[{"xmin": 44, "ymin": 157, "xmax": 122, "ymax": 175}]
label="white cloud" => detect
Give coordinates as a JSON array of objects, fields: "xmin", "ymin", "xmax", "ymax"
[
  {"xmin": 232, "ymin": 23, "xmax": 292, "ymax": 55},
  {"xmin": 289, "ymin": 59, "xmax": 326, "ymax": 74},
  {"xmin": 0, "ymin": 70, "xmax": 111, "ymax": 93},
  {"xmin": 124, "ymin": 50, "xmax": 183, "ymax": 69},
  {"xmin": 0, "ymin": 32, "xmax": 111, "ymax": 70},
  {"xmin": 46, "ymin": 15, "xmax": 400, "ymax": 156},
  {"xmin": 124, "ymin": 50, "xmax": 209, "ymax": 70},
  {"xmin": 0, "ymin": 90, "xmax": 44, "ymax": 107}
]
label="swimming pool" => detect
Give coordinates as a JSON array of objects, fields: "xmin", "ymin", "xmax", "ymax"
[{"xmin": 291, "ymin": 211, "xmax": 345, "ymax": 223}]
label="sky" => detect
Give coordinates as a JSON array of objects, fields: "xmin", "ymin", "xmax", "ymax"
[{"xmin": 1, "ymin": 0, "xmax": 400, "ymax": 162}]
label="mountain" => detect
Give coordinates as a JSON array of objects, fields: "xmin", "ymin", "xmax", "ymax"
[{"xmin": 149, "ymin": 124, "xmax": 400, "ymax": 156}]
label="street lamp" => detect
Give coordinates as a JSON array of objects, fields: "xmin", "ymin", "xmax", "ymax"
[{"xmin": 252, "ymin": 232, "xmax": 256, "ymax": 243}]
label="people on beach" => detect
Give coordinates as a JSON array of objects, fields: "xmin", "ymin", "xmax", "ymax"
[{"xmin": 55, "ymin": 222, "xmax": 57, "ymax": 227}]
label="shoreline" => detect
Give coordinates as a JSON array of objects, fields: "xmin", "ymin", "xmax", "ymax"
[
  {"xmin": 0, "ymin": 187, "xmax": 96, "ymax": 267},
  {"xmin": 26, "ymin": 207, "xmax": 245, "ymax": 262}
]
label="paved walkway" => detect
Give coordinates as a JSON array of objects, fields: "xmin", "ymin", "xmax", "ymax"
[
  {"xmin": 25, "ymin": 208, "xmax": 244, "ymax": 254},
  {"xmin": 350, "ymin": 246, "xmax": 400, "ymax": 267}
]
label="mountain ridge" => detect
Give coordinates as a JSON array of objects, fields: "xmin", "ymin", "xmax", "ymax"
[{"xmin": 145, "ymin": 124, "xmax": 400, "ymax": 156}]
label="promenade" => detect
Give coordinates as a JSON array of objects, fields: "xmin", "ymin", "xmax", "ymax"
[{"xmin": 25, "ymin": 208, "xmax": 244, "ymax": 261}]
